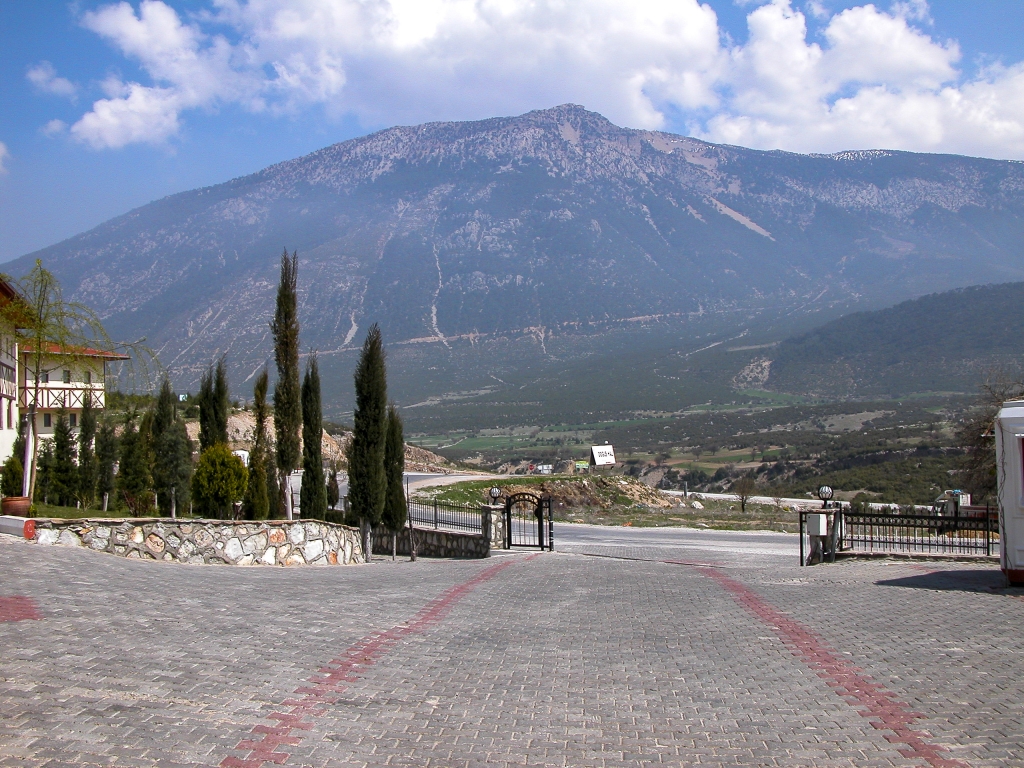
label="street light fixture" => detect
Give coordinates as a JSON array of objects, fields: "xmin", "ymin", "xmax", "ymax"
[
  {"xmin": 817, "ymin": 485, "xmax": 834, "ymax": 509},
  {"xmin": 489, "ymin": 486, "xmax": 503, "ymax": 503}
]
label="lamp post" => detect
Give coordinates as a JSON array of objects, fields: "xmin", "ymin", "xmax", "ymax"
[{"xmin": 817, "ymin": 485, "xmax": 834, "ymax": 509}]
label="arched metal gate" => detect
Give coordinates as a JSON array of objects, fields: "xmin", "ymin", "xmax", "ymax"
[{"xmin": 504, "ymin": 492, "xmax": 553, "ymax": 550}]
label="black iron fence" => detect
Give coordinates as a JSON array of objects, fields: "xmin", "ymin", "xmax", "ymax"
[
  {"xmin": 408, "ymin": 499, "xmax": 484, "ymax": 535},
  {"xmin": 839, "ymin": 510, "xmax": 998, "ymax": 556}
]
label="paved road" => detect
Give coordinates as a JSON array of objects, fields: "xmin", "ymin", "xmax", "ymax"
[
  {"xmin": 335, "ymin": 472, "xmax": 495, "ymax": 500},
  {"xmin": 556, "ymin": 522, "xmax": 797, "ymax": 565},
  {"xmin": 2, "ymin": 527, "xmax": 1021, "ymax": 767}
]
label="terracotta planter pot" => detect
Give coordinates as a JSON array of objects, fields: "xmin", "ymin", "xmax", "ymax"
[{"xmin": 2, "ymin": 496, "xmax": 32, "ymax": 517}]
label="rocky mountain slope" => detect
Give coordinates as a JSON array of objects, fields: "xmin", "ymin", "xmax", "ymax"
[
  {"xmin": 185, "ymin": 411, "xmax": 451, "ymax": 472},
  {"xmin": 11, "ymin": 104, "xmax": 1024, "ymax": 414}
]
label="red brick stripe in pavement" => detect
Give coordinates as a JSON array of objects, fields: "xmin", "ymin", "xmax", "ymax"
[
  {"xmin": 697, "ymin": 566, "xmax": 968, "ymax": 768},
  {"xmin": 221, "ymin": 555, "xmax": 537, "ymax": 768},
  {"xmin": 0, "ymin": 596, "xmax": 43, "ymax": 622}
]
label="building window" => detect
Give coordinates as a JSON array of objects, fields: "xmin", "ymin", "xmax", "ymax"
[
  {"xmin": 43, "ymin": 413, "xmax": 51, "ymax": 428},
  {"xmin": 40, "ymin": 372, "xmax": 49, "ymax": 384},
  {"xmin": 63, "ymin": 369, "xmax": 71, "ymax": 384},
  {"xmin": 5, "ymin": 400, "xmax": 10, "ymax": 430},
  {"xmin": 70, "ymin": 413, "xmax": 77, "ymax": 428},
  {"xmin": 84, "ymin": 370, "xmax": 92, "ymax": 385}
]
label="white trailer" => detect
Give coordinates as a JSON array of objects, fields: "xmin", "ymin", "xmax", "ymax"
[{"xmin": 993, "ymin": 400, "xmax": 1024, "ymax": 584}]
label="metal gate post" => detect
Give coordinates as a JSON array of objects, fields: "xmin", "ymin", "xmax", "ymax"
[
  {"xmin": 547, "ymin": 499, "xmax": 554, "ymax": 551},
  {"xmin": 504, "ymin": 499, "xmax": 511, "ymax": 549},
  {"xmin": 433, "ymin": 499, "xmax": 438, "ymax": 529}
]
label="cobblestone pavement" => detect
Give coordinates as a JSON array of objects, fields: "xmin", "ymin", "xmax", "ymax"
[{"xmin": 1, "ymin": 527, "xmax": 1022, "ymax": 767}]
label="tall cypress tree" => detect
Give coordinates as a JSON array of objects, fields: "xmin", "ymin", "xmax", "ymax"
[
  {"xmin": 151, "ymin": 379, "xmax": 193, "ymax": 517},
  {"xmin": 272, "ymin": 250, "xmax": 301, "ymax": 516},
  {"xmin": 77, "ymin": 393, "xmax": 98, "ymax": 507},
  {"xmin": 95, "ymin": 419, "xmax": 118, "ymax": 511},
  {"xmin": 35, "ymin": 440, "xmax": 54, "ymax": 505},
  {"xmin": 242, "ymin": 369, "xmax": 270, "ymax": 521},
  {"xmin": 382, "ymin": 403, "xmax": 407, "ymax": 560},
  {"xmin": 347, "ymin": 324, "xmax": 387, "ymax": 557},
  {"xmin": 300, "ymin": 353, "xmax": 327, "ymax": 520},
  {"xmin": 197, "ymin": 365, "xmax": 215, "ymax": 451},
  {"xmin": 118, "ymin": 416, "xmax": 153, "ymax": 514},
  {"xmin": 154, "ymin": 420, "xmax": 194, "ymax": 517},
  {"xmin": 153, "ymin": 378, "xmax": 175, "ymax": 442},
  {"xmin": 326, "ymin": 466, "xmax": 341, "ymax": 522},
  {"xmin": 213, "ymin": 356, "xmax": 230, "ymax": 444},
  {"xmin": 198, "ymin": 360, "xmax": 229, "ymax": 449},
  {"xmin": 51, "ymin": 406, "xmax": 77, "ymax": 507}
]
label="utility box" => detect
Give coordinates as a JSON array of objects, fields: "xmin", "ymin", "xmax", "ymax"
[
  {"xmin": 806, "ymin": 513, "xmax": 828, "ymax": 537},
  {"xmin": 993, "ymin": 400, "xmax": 1024, "ymax": 584}
]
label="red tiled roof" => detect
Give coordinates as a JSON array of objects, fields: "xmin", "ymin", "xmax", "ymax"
[{"xmin": 21, "ymin": 343, "xmax": 131, "ymax": 361}]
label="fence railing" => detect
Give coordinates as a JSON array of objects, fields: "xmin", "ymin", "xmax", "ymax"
[
  {"xmin": 408, "ymin": 499, "xmax": 484, "ymax": 535},
  {"xmin": 839, "ymin": 510, "xmax": 998, "ymax": 557}
]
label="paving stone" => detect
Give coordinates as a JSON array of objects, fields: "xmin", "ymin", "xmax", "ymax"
[{"xmin": 1, "ymin": 532, "xmax": 1022, "ymax": 766}]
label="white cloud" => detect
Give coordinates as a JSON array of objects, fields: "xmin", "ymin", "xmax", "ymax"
[
  {"xmin": 26, "ymin": 61, "xmax": 78, "ymax": 99},
  {"xmin": 702, "ymin": 1, "xmax": 1024, "ymax": 158},
  {"xmin": 0, "ymin": 142, "xmax": 9, "ymax": 174},
  {"xmin": 41, "ymin": 119, "xmax": 68, "ymax": 137},
  {"xmin": 60, "ymin": 0, "xmax": 1024, "ymax": 160}
]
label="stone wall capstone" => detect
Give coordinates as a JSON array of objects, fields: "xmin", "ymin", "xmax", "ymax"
[{"xmin": 29, "ymin": 518, "xmax": 365, "ymax": 566}]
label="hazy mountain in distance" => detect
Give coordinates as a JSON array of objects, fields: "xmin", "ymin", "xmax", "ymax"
[
  {"xmin": 9, "ymin": 104, "xmax": 1024, "ymax": 416},
  {"xmin": 756, "ymin": 281, "xmax": 1024, "ymax": 399}
]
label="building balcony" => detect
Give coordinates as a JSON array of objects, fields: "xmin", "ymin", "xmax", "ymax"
[{"xmin": 20, "ymin": 384, "xmax": 106, "ymax": 410}]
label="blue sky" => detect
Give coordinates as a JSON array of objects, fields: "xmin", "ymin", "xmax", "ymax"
[{"xmin": 2, "ymin": 0, "xmax": 1024, "ymax": 263}]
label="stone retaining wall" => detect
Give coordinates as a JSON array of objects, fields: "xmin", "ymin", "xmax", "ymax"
[
  {"xmin": 371, "ymin": 526, "xmax": 490, "ymax": 559},
  {"xmin": 30, "ymin": 518, "xmax": 365, "ymax": 566}
]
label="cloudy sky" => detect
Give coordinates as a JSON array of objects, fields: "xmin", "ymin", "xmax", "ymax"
[{"xmin": 2, "ymin": 0, "xmax": 1023, "ymax": 261}]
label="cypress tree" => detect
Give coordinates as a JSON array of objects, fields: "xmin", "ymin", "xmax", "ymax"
[
  {"xmin": 153, "ymin": 378, "xmax": 175, "ymax": 441},
  {"xmin": 95, "ymin": 419, "xmax": 118, "ymax": 511},
  {"xmin": 154, "ymin": 420, "xmax": 194, "ymax": 518},
  {"xmin": 347, "ymin": 324, "xmax": 387, "ymax": 557},
  {"xmin": 266, "ymin": 439, "xmax": 282, "ymax": 519},
  {"xmin": 272, "ymin": 250, "xmax": 301, "ymax": 516},
  {"xmin": 77, "ymin": 393, "xmax": 98, "ymax": 507},
  {"xmin": 151, "ymin": 382, "xmax": 193, "ymax": 520},
  {"xmin": 382, "ymin": 403, "xmax": 407, "ymax": 559},
  {"xmin": 197, "ymin": 365, "xmax": 215, "ymax": 451},
  {"xmin": 118, "ymin": 416, "xmax": 153, "ymax": 514},
  {"xmin": 300, "ymin": 353, "xmax": 327, "ymax": 520},
  {"xmin": 326, "ymin": 466, "xmax": 341, "ymax": 522},
  {"xmin": 213, "ymin": 356, "xmax": 230, "ymax": 444},
  {"xmin": 35, "ymin": 440, "xmax": 54, "ymax": 505},
  {"xmin": 51, "ymin": 407, "xmax": 78, "ymax": 507},
  {"xmin": 242, "ymin": 369, "xmax": 270, "ymax": 521},
  {"xmin": 198, "ymin": 359, "xmax": 230, "ymax": 450},
  {"xmin": 3, "ymin": 421, "xmax": 26, "ymax": 498}
]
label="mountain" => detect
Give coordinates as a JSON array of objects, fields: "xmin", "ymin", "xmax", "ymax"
[
  {"xmin": 758, "ymin": 281, "xmax": 1024, "ymax": 398},
  {"xmin": 9, "ymin": 104, "xmax": 1024, "ymax": 418}
]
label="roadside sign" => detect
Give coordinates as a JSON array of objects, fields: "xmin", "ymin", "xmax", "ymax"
[
  {"xmin": 575, "ymin": 461, "xmax": 589, "ymax": 473},
  {"xmin": 590, "ymin": 445, "xmax": 616, "ymax": 466}
]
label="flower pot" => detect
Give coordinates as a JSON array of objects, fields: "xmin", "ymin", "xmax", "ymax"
[{"xmin": 2, "ymin": 496, "xmax": 32, "ymax": 517}]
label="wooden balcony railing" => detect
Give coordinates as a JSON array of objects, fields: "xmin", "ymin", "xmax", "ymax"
[{"xmin": 20, "ymin": 385, "xmax": 106, "ymax": 410}]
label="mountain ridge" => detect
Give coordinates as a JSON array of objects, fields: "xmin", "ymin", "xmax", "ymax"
[{"xmin": 9, "ymin": 104, "xmax": 1024, "ymax": 416}]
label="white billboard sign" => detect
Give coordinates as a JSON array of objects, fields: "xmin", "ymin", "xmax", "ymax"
[{"xmin": 590, "ymin": 445, "xmax": 616, "ymax": 466}]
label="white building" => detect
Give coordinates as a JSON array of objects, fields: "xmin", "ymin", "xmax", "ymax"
[
  {"xmin": 0, "ymin": 281, "xmax": 21, "ymax": 464},
  {"xmin": 19, "ymin": 344, "xmax": 129, "ymax": 439}
]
